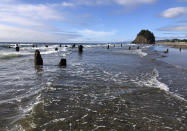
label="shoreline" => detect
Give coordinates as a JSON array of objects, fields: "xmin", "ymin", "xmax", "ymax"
[{"xmin": 156, "ymin": 42, "xmax": 187, "ymax": 49}]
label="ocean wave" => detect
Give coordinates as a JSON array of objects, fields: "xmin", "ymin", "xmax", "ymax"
[
  {"xmin": 0, "ymin": 53, "xmax": 23, "ymax": 60},
  {"xmin": 123, "ymin": 49, "xmax": 148, "ymax": 57},
  {"xmin": 135, "ymin": 68, "xmax": 169, "ymax": 91},
  {"xmin": 134, "ymin": 68, "xmax": 187, "ymax": 102}
]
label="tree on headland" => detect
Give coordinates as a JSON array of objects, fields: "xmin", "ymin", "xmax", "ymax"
[{"xmin": 132, "ymin": 29, "xmax": 155, "ymax": 44}]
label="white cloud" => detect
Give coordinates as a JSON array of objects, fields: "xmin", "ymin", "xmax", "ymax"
[
  {"xmin": 62, "ymin": 0, "xmax": 156, "ymax": 7},
  {"xmin": 79, "ymin": 29, "xmax": 116, "ymax": 36},
  {"xmin": 161, "ymin": 7, "xmax": 187, "ymax": 18},
  {"xmin": 0, "ymin": 24, "xmax": 81, "ymax": 42},
  {"xmin": 77, "ymin": 29, "xmax": 116, "ymax": 41},
  {"xmin": 0, "ymin": 0, "xmax": 73, "ymax": 42},
  {"xmin": 62, "ymin": 2, "xmax": 75, "ymax": 7},
  {"xmin": 158, "ymin": 25, "xmax": 187, "ymax": 32},
  {"xmin": 114, "ymin": 0, "xmax": 156, "ymax": 6}
]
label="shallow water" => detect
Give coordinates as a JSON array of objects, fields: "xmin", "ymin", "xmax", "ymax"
[{"xmin": 0, "ymin": 43, "xmax": 186, "ymax": 131}]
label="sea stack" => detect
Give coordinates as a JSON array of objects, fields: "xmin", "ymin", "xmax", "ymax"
[
  {"xmin": 78, "ymin": 45, "xmax": 83, "ymax": 53},
  {"xmin": 34, "ymin": 50, "xmax": 43, "ymax": 65},
  {"xmin": 132, "ymin": 29, "xmax": 155, "ymax": 44},
  {"xmin": 59, "ymin": 58, "xmax": 67, "ymax": 67}
]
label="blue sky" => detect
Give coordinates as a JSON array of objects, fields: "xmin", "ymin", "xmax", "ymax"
[{"xmin": 0, "ymin": 0, "xmax": 187, "ymax": 42}]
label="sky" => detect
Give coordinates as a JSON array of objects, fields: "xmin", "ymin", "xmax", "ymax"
[{"xmin": 0, "ymin": 0, "xmax": 187, "ymax": 42}]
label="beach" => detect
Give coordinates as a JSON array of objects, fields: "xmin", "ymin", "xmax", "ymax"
[
  {"xmin": 0, "ymin": 43, "xmax": 187, "ymax": 130},
  {"xmin": 157, "ymin": 42, "xmax": 187, "ymax": 49}
]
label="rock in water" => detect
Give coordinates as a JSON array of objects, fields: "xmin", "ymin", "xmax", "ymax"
[
  {"xmin": 34, "ymin": 50, "xmax": 43, "ymax": 65},
  {"xmin": 128, "ymin": 46, "xmax": 131, "ymax": 50},
  {"xmin": 59, "ymin": 44, "xmax": 61, "ymax": 47},
  {"xmin": 78, "ymin": 45, "xmax": 83, "ymax": 52},
  {"xmin": 59, "ymin": 58, "xmax": 67, "ymax": 67},
  {"xmin": 132, "ymin": 29, "xmax": 155, "ymax": 44},
  {"xmin": 55, "ymin": 48, "xmax": 58, "ymax": 51},
  {"xmin": 45, "ymin": 45, "xmax": 48, "ymax": 47}
]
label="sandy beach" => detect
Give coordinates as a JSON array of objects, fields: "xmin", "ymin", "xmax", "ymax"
[{"xmin": 157, "ymin": 42, "xmax": 187, "ymax": 49}]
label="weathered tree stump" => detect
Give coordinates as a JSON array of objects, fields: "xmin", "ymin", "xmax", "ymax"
[
  {"xmin": 59, "ymin": 58, "xmax": 67, "ymax": 67},
  {"xmin": 164, "ymin": 49, "xmax": 169, "ymax": 53},
  {"xmin": 78, "ymin": 45, "xmax": 83, "ymax": 52},
  {"xmin": 34, "ymin": 50, "xmax": 43, "ymax": 65}
]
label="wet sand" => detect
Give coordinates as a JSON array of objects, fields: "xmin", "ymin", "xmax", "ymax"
[{"xmin": 157, "ymin": 42, "xmax": 187, "ymax": 49}]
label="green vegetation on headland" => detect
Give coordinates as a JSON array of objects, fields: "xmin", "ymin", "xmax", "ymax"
[{"xmin": 132, "ymin": 30, "xmax": 155, "ymax": 44}]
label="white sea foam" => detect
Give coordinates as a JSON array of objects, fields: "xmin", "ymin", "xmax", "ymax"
[
  {"xmin": 136, "ymin": 68, "xmax": 169, "ymax": 91},
  {"xmin": 133, "ymin": 49, "xmax": 148, "ymax": 57},
  {"xmin": 135, "ymin": 68, "xmax": 187, "ymax": 102}
]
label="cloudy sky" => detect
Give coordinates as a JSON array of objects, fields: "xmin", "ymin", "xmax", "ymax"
[{"xmin": 0, "ymin": 0, "xmax": 187, "ymax": 42}]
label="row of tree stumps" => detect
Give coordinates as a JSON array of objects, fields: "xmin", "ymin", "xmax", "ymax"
[
  {"xmin": 34, "ymin": 44, "xmax": 83, "ymax": 68},
  {"xmin": 107, "ymin": 44, "xmax": 140, "ymax": 50}
]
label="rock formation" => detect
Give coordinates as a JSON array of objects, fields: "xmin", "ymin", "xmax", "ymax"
[
  {"xmin": 132, "ymin": 30, "xmax": 155, "ymax": 44},
  {"xmin": 34, "ymin": 50, "xmax": 43, "ymax": 65}
]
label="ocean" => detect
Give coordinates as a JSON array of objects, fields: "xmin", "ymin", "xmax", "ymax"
[{"xmin": 0, "ymin": 43, "xmax": 186, "ymax": 130}]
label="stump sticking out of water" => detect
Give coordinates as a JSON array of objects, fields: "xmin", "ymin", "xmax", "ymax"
[
  {"xmin": 179, "ymin": 48, "xmax": 182, "ymax": 52},
  {"xmin": 16, "ymin": 46, "xmax": 19, "ymax": 52},
  {"xmin": 107, "ymin": 45, "xmax": 110, "ymax": 49},
  {"xmin": 78, "ymin": 45, "xmax": 83, "ymax": 53},
  {"xmin": 128, "ymin": 46, "xmax": 131, "ymax": 50},
  {"xmin": 121, "ymin": 44, "xmax": 122, "ymax": 47},
  {"xmin": 114, "ymin": 44, "xmax": 115, "ymax": 47},
  {"xmin": 59, "ymin": 44, "xmax": 61, "ymax": 47},
  {"xmin": 59, "ymin": 58, "xmax": 67, "ymax": 67},
  {"xmin": 34, "ymin": 50, "xmax": 43, "ymax": 66},
  {"xmin": 164, "ymin": 49, "xmax": 169, "ymax": 53},
  {"xmin": 55, "ymin": 48, "xmax": 58, "ymax": 51},
  {"xmin": 72, "ymin": 44, "xmax": 75, "ymax": 48}
]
